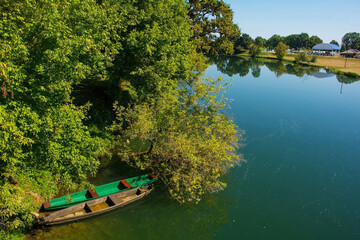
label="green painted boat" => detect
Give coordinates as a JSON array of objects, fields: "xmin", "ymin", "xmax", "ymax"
[{"xmin": 42, "ymin": 174, "xmax": 158, "ymax": 210}]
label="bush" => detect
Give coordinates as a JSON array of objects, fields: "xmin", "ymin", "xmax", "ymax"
[
  {"xmin": 275, "ymin": 42, "xmax": 289, "ymax": 60},
  {"xmin": 310, "ymin": 55, "xmax": 318, "ymax": 63},
  {"xmin": 295, "ymin": 52, "xmax": 309, "ymax": 62},
  {"xmin": 249, "ymin": 44, "xmax": 262, "ymax": 58}
]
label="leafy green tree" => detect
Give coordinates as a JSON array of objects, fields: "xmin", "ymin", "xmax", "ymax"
[
  {"xmin": 309, "ymin": 35, "xmax": 323, "ymax": 48},
  {"xmin": 341, "ymin": 32, "xmax": 360, "ymax": 50},
  {"xmin": 187, "ymin": 0, "xmax": 240, "ymax": 55},
  {"xmin": 330, "ymin": 40, "xmax": 339, "ymax": 46},
  {"xmin": 275, "ymin": 42, "xmax": 289, "ymax": 60},
  {"xmin": 234, "ymin": 33, "xmax": 254, "ymax": 53},
  {"xmin": 254, "ymin": 36, "xmax": 266, "ymax": 47},
  {"xmin": 295, "ymin": 52, "xmax": 309, "ymax": 63},
  {"xmin": 0, "ymin": 0, "xmax": 242, "ymax": 238},
  {"xmin": 110, "ymin": 78, "xmax": 244, "ymax": 203},
  {"xmin": 266, "ymin": 34, "xmax": 283, "ymax": 49},
  {"xmin": 284, "ymin": 33, "xmax": 310, "ymax": 49},
  {"xmin": 249, "ymin": 44, "xmax": 262, "ymax": 58}
]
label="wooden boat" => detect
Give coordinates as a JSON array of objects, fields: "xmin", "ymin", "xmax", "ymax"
[
  {"xmin": 37, "ymin": 185, "xmax": 153, "ymax": 225},
  {"xmin": 42, "ymin": 174, "xmax": 157, "ymax": 210}
]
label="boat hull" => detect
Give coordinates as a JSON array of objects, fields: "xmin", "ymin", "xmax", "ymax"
[
  {"xmin": 38, "ymin": 185, "xmax": 153, "ymax": 225},
  {"xmin": 43, "ymin": 174, "xmax": 157, "ymax": 210}
]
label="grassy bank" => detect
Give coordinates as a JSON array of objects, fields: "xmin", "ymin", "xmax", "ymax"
[{"xmin": 237, "ymin": 51, "xmax": 360, "ymax": 77}]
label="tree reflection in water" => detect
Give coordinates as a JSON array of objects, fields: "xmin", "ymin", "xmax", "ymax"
[{"xmin": 208, "ymin": 55, "xmax": 359, "ymax": 84}]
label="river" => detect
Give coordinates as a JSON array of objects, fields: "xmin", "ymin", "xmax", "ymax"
[{"xmin": 28, "ymin": 56, "xmax": 360, "ymax": 240}]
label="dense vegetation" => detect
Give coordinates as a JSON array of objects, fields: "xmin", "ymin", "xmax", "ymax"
[
  {"xmin": 234, "ymin": 32, "xmax": 324, "ymax": 52},
  {"xmin": 187, "ymin": 0, "xmax": 240, "ymax": 55},
  {"xmin": 233, "ymin": 32, "xmax": 360, "ymax": 53},
  {"xmin": 0, "ymin": 0, "xmax": 243, "ymax": 238},
  {"xmin": 341, "ymin": 32, "xmax": 360, "ymax": 51}
]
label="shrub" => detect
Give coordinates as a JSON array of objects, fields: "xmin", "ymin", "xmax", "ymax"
[
  {"xmin": 249, "ymin": 44, "xmax": 262, "ymax": 58},
  {"xmin": 310, "ymin": 55, "xmax": 318, "ymax": 63},
  {"xmin": 275, "ymin": 42, "xmax": 289, "ymax": 60},
  {"xmin": 295, "ymin": 52, "xmax": 309, "ymax": 62}
]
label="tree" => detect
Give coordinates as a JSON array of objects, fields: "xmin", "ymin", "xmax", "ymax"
[
  {"xmin": 275, "ymin": 42, "xmax": 289, "ymax": 60},
  {"xmin": 0, "ymin": 0, "xmax": 206, "ymax": 237},
  {"xmin": 1, "ymin": 0, "xmax": 242, "ymax": 237},
  {"xmin": 187, "ymin": 0, "xmax": 240, "ymax": 55},
  {"xmin": 249, "ymin": 44, "xmax": 262, "ymax": 58},
  {"xmin": 284, "ymin": 33, "xmax": 310, "ymax": 49},
  {"xmin": 254, "ymin": 36, "xmax": 266, "ymax": 47},
  {"xmin": 330, "ymin": 40, "xmax": 339, "ymax": 46},
  {"xmin": 309, "ymin": 35, "xmax": 323, "ymax": 48},
  {"xmin": 266, "ymin": 34, "xmax": 283, "ymax": 49},
  {"xmin": 233, "ymin": 33, "xmax": 254, "ymax": 53},
  {"xmin": 341, "ymin": 32, "xmax": 360, "ymax": 50},
  {"xmin": 110, "ymin": 77, "xmax": 244, "ymax": 203}
]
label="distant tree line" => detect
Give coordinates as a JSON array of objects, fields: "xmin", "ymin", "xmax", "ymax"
[{"xmin": 230, "ymin": 32, "xmax": 360, "ymax": 54}]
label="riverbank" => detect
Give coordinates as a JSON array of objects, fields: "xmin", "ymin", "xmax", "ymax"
[{"xmin": 237, "ymin": 52, "xmax": 360, "ymax": 77}]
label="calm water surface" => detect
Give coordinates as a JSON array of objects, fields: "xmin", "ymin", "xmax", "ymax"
[{"xmin": 28, "ymin": 57, "xmax": 360, "ymax": 240}]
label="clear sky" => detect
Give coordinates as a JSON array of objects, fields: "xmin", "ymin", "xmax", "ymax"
[{"xmin": 226, "ymin": 0, "xmax": 360, "ymax": 44}]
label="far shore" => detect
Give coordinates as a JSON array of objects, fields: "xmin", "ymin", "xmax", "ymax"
[{"xmin": 237, "ymin": 51, "xmax": 360, "ymax": 77}]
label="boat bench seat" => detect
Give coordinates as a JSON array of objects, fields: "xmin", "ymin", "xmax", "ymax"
[
  {"xmin": 108, "ymin": 195, "xmax": 123, "ymax": 205},
  {"xmin": 87, "ymin": 189, "xmax": 99, "ymax": 198},
  {"xmin": 149, "ymin": 174, "xmax": 157, "ymax": 179},
  {"xmin": 120, "ymin": 180, "xmax": 132, "ymax": 189},
  {"xmin": 42, "ymin": 201, "xmax": 51, "ymax": 209}
]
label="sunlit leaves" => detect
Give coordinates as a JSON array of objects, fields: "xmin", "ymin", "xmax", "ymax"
[
  {"xmin": 111, "ymin": 77, "xmax": 244, "ymax": 203},
  {"xmin": 187, "ymin": 0, "xmax": 240, "ymax": 55}
]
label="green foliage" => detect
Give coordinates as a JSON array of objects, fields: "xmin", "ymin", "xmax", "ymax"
[
  {"xmin": 0, "ymin": 0, "xmax": 242, "ymax": 237},
  {"xmin": 266, "ymin": 34, "xmax": 284, "ymax": 49},
  {"xmin": 274, "ymin": 42, "xmax": 289, "ymax": 60},
  {"xmin": 249, "ymin": 44, "xmax": 262, "ymax": 58},
  {"xmin": 310, "ymin": 55, "xmax": 318, "ymax": 63},
  {"xmin": 234, "ymin": 33, "xmax": 254, "ymax": 53},
  {"xmin": 284, "ymin": 32, "xmax": 309, "ymax": 49},
  {"xmin": 341, "ymin": 32, "xmax": 360, "ymax": 50},
  {"xmin": 295, "ymin": 52, "xmax": 309, "ymax": 63},
  {"xmin": 308, "ymin": 35, "xmax": 323, "ymax": 48},
  {"xmin": 330, "ymin": 40, "xmax": 339, "ymax": 46},
  {"xmin": 254, "ymin": 36, "xmax": 266, "ymax": 47},
  {"xmin": 110, "ymin": 77, "xmax": 244, "ymax": 203},
  {"xmin": 187, "ymin": 0, "xmax": 240, "ymax": 55}
]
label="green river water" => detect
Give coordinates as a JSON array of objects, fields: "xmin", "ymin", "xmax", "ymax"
[{"xmin": 28, "ymin": 57, "xmax": 360, "ymax": 240}]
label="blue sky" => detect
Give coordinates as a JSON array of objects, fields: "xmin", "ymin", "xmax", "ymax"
[{"xmin": 226, "ymin": 0, "xmax": 360, "ymax": 44}]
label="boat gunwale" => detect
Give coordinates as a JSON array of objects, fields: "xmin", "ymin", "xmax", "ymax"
[
  {"xmin": 45, "ymin": 174, "xmax": 157, "ymax": 210},
  {"xmin": 39, "ymin": 185, "xmax": 153, "ymax": 225}
]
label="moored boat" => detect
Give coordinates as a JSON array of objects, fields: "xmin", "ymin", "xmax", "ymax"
[
  {"xmin": 37, "ymin": 185, "xmax": 153, "ymax": 225},
  {"xmin": 42, "ymin": 174, "xmax": 157, "ymax": 210}
]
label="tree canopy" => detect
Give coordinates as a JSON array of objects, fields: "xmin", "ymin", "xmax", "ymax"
[
  {"xmin": 110, "ymin": 77, "xmax": 243, "ymax": 203},
  {"xmin": 187, "ymin": 0, "xmax": 240, "ymax": 55},
  {"xmin": 330, "ymin": 40, "xmax": 339, "ymax": 46},
  {"xmin": 233, "ymin": 33, "xmax": 254, "ymax": 53},
  {"xmin": 275, "ymin": 42, "xmax": 289, "ymax": 60},
  {"xmin": 0, "ymin": 0, "xmax": 242, "ymax": 238},
  {"xmin": 341, "ymin": 32, "xmax": 360, "ymax": 50},
  {"xmin": 266, "ymin": 34, "xmax": 284, "ymax": 49},
  {"xmin": 254, "ymin": 36, "xmax": 266, "ymax": 47}
]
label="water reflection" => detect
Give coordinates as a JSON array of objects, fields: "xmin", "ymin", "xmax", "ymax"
[
  {"xmin": 309, "ymin": 69, "xmax": 334, "ymax": 78},
  {"xmin": 27, "ymin": 158, "xmax": 233, "ymax": 240},
  {"xmin": 208, "ymin": 55, "xmax": 359, "ymax": 84}
]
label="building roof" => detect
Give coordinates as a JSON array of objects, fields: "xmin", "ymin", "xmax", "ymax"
[
  {"xmin": 341, "ymin": 49, "xmax": 360, "ymax": 54},
  {"xmin": 312, "ymin": 43, "xmax": 341, "ymax": 51}
]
